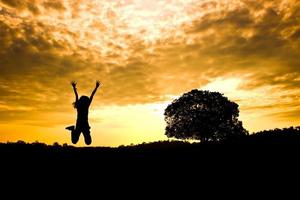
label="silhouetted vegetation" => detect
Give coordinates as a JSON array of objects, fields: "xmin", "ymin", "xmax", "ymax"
[
  {"xmin": 164, "ymin": 90, "xmax": 248, "ymax": 142},
  {"xmin": 241, "ymin": 126, "xmax": 300, "ymax": 144},
  {"xmin": 1, "ymin": 127, "xmax": 300, "ymax": 166}
]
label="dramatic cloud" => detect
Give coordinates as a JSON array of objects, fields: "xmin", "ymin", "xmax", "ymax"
[{"xmin": 0, "ymin": 0, "xmax": 300, "ymax": 145}]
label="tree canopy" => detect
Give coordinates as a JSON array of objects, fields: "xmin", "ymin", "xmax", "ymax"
[{"xmin": 164, "ymin": 90, "xmax": 248, "ymax": 142}]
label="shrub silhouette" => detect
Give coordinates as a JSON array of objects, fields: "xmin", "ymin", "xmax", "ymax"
[
  {"xmin": 245, "ymin": 126, "xmax": 300, "ymax": 144},
  {"xmin": 164, "ymin": 89, "xmax": 248, "ymax": 143},
  {"xmin": 1, "ymin": 127, "xmax": 300, "ymax": 171}
]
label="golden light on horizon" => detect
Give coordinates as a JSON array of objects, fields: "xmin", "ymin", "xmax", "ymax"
[{"xmin": 0, "ymin": 0, "xmax": 300, "ymax": 146}]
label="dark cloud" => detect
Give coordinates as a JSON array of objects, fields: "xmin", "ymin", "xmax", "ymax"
[
  {"xmin": 239, "ymin": 72, "xmax": 300, "ymax": 90},
  {"xmin": 0, "ymin": 8, "xmax": 97, "ymax": 121},
  {"xmin": 0, "ymin": 0, "xmax": 40, "ymax": 14},
  {"xmin": 43, "ymin": 1, "xmax": 65, "ymax": 11},
  {"xmin": 0, "ymin": 0, "xmax": 66, "ymax": 14},
  {"xmin": 270, "ymin": 109, "xmax": 300, "ymax": 122},
  {"xmin": 291, "ymin": 28, "xmax": 300, "ymax": 39},
  {"xmin": 181, "ymin": 0, "xmax": 300, "ymax": 88}
]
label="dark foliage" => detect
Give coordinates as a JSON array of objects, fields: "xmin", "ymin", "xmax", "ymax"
[
  {"xmin": 0, "ymin": 127, "xmax": 299, "ymax": 182},
  {"xmin": 164, "ymin": 90, "xmax": 248, "ymax": 142},
  {"xmin": 1, "ymin": 135, "xmax": 298, "ymax": 197},
  {"xmin": 245, "ymin": 126, "xmax": 300, "ymax": 144},
  {"xmin": 1, "ymin": 127, "xmax": 299, "ymax": 165}
]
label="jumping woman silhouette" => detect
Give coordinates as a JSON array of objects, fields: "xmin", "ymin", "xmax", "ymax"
[{"xmin": 66, "ymin": 80, "xmax": 101, "ymax": 145}]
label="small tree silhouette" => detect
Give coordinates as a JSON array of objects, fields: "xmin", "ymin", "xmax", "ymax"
[{"xmin": 164, "ymin": 90, "xmax": 248, "ymax": 143}]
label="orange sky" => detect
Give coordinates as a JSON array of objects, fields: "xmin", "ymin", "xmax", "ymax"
[{"xmin": 0, "ymin": 0, "xmax": 300, "ymax": 146}]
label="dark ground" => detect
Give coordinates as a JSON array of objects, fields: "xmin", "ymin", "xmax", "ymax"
[
  {"xmin": 1, "ymin": 127, "xmax": 300, "ymax": 192},
  {"xmin": 1, "ymin": 136, "xmax": 299, "ymax": 195},
  {"xmin": 2, "ymin": 127, "xmax": 300, "ymax": 166},
  {"xmin": 1, "ymin": 138, "xmax": 299, "ymax": 168}
]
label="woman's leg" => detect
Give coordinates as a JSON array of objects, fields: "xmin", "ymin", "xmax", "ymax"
[
  {"xmin": 83, "ymin": 129, "xmax": 92, "ymax": 145},
  {"xmin": 71, "ymin": 129, "xmax": 81, "ymax": 144}
]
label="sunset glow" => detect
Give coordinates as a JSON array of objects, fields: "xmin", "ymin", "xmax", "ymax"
[{"xmin": 0, "ymin": 0, "xmax": 300, "ymax": 146}]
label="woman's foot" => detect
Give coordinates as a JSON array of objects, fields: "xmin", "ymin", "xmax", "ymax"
[{"xmin": 65, "ymin": 125, "xmax": 75, "ymax": 131}]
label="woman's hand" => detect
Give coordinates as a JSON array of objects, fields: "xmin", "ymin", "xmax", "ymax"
[
  {"xmin": 96, "ymin": 80, "xmax": 101, "ymax": 88},
  {"xmin": 71, "ymin": 81, "xmax": 77, "ymax": 88}
]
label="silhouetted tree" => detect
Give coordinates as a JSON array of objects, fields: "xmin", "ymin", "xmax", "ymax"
[{"xmin": 164, "ymin": 90, "xmax": 248, "ymax": 143}]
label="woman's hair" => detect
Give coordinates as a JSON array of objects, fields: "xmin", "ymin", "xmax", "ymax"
[{"xmin": 73, "ymin": 96, "xmax": 90, "ymax": 109}]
